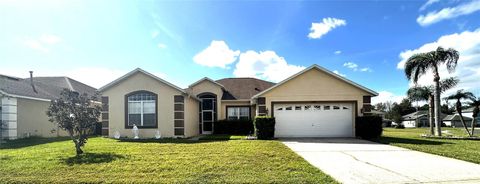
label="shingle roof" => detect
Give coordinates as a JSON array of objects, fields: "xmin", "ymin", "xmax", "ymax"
[
  {"xmin": 216, "ymin": 78, "xmax": 275, "ymax": 100},
  {"xmin": 443, "ymin": 114, "xmax": 472, "ymax": 121},
  {"xmin": 402, "ymin": 111, "xmax": 447, "ymax": 121},
  {"xmin": 0, "ymin": 75, "xmax": 97, "ymax": 101}
]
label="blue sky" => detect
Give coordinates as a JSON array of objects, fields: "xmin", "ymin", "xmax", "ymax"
[{"xmin": 1, "ymin": 0, "xmax": 480, "ymax": 104}]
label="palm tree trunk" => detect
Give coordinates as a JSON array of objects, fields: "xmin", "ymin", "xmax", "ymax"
[
  {"xmin": 434, "ymin": 78, "xmax": 442, "ymax": 136},
  {"xmin": 429, "ymin": 95, "xmax": 435, "ymax": 135},
  {"xmin": 456, "ymin": 101, "xmax": 472, "ymax": 137},
  {"xmin": 471, "ymin": 107, "xmax": 478, "ymax": 136}
]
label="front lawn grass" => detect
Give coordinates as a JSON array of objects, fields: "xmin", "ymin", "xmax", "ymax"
[
  {"xmin": 379, "ymin": 128, "xmax": 480, "ymax": 164},
  {"xmin": 0, "ymin": 137, "xmax": 336, "ymax": 183}
]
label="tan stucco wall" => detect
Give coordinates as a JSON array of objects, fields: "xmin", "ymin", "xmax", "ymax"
[
  {"xmin": 259, "ymin": 68, "xmax": 371, "ymax": 116},
  {"xmin": 188, "ymin": 80, "xmax": 223, "ymax": 120},
  {"xmin": 220, "ymin": 101, "xmax": 255, "ymax": 120},
  {"xmin": 102, "ymin": 72, "xmax": 199, "ymax": 138},
  {"xmin": 184, "ymin": 96, "xmax": 200, "ymax": 137},
  {"xmin": 16, "ymin": 98, "xmax": 68, "ymax": 138}
]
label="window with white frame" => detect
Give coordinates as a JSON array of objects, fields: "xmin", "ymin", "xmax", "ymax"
[
  {"xmin": 127, "ymin": 92, "xmax": 156, "ymax": 127},
  {"xmin": 227, "ymin": 107, "xmax": 250, "ymax": 120}
]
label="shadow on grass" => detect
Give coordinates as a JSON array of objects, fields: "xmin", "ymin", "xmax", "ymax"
[
  {"xmin": 375, "ymin": 136, "xmax": 452, "ymax": 145},
  {"xmin": 0, "ymin": 137, "xmax": 71, "ymax": 149},
  {"xmin": 62, "ymin": 152, "xmax": 125, "ymax": 166}
]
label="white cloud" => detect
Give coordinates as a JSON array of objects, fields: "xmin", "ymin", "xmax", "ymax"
[
  {"xmin": 343, "ymin": 62, "xmax": 372, "ymax": 72},
  {"xmin": 24, "ymin": 34, "xmax": 62, "ymax": 52},
  {"xmin": 372, "ymin": 91, "xmax": 406, "ymax": 105},
  {"xmin": 419, "ymin": 0, "xmax": 440, "ymax": 11},
  {"xmin": 193, "ymin": 40, "xmax": 240, "ymax": 68},
  {"xmin": 343, "ymin": 62, "xmax": 358, "ymax": 70},
  {"xmin": 360, "ymin": 67, "xmax": 373, "ymax": 72},
  {"xmin": 233, "ymin": 50, "xmax": 305, "ymax": 82},
  {"xmin": 39, "ymin": 34, "xmax": 62, "ymax": 44},
  {"xmin": 333, "ymin": 70, "xmax": 346, "ymax": 77},
  {"xmin": 157, "ymin": 43, "xmax": 167, "ymax": 49},
  {"xmin": 334, "ymin": 50, "xmax": 342, "ymax": 55},
  {"xmin": 308, "ymin": 17, "xmax": 346, "ymax": 39},
  {"xmin": 397, "ymin": 28, "xmax": 480, "ymax": 97},
  {"xmin": 24, "ymin": 40, "xmax": 49, "ymax": 52},
  {"xmin": 417, "ymin": 0, "xmax": 480, "ymax": 26}
]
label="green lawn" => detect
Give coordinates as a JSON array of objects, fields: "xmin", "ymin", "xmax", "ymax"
[
  {"xmin": 378, "ymin": 128, "xmax": 480, "ymax": 164},
  {"xmin": 0, "ymin": 137, "xmax": 336, "ymax": 183}
]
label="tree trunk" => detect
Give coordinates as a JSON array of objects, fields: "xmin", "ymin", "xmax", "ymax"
[
  {"xmin": 433, "ymin": 75, "xmax": 442, "ymax": 136},
  {"xmin": 429, "ymin": 95, "xmax": 435, "ymax": 135},
  {"xmin": 456, "ymin": 100, "xmax": 472, "ymax": 137},
  {"xmin": 471, "ymin": 107, "xmax": 479, "ymax": 136},
  {"xmin": 74, "ymin": 141, "xmax": 84, "ymax": 155}
]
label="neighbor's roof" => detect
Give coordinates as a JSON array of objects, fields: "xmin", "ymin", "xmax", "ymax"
[
  {"xmin": 0, "ymin": 75, "xmax": 97, "ymax": 101},
  {"xmin": 216, "ymin": 78, "xmax": 275, "ymax": 100},
  {"xmin": 402, "ymin": 111, "xmax": 428, "ymax": 120},
  {"xmin": 402, "ymin": 111, "xmax": 447, "ymax": 120},
  {"xmin": 251, "ymin": 64, "xmax": 378, "ymax": 99},
  {"xmin": 443, "ymin": 114, "xmax": 472, "ymax": 121}
]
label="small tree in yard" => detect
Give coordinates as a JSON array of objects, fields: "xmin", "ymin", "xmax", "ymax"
[
  {"xmin": 469, "ymin": 96, "xmax": 480, "ymax": 135},
  {"xmin": 46, "ymin": 89, "xmax": 101, "ymax": 155}
]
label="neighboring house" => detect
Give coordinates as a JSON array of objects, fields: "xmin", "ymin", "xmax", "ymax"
[
  {"xmin": 443, "ymin": 114, "xmax": 473, "ymax": 127},
  {"xmin": 459, "ymin": 107, "xmax": 480, "ymax": 126},
  {"xmin": 0, "ymin": 73, "xmax": 97, "ymax": 139},
  {"xmin": 99, "ymin": 64, "xmax": 378, "ymax": 138},
  {"xmin": 401, "ymin": 111, "xmax": 447, "ymax": 128}
]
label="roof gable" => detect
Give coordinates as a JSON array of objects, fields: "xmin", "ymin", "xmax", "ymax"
[
  {"xmin": 216, "ymin": 78, "xmax": 275, "ymax": 100},
  {"xmin": 98, "ymin": 68, "xmax": 186, "ymax": 94},
  {"xmin": 252, "ymin": 64, "xmax": 378, "ymax": 99},
  {"xmin": 189, "ymin": 77, "xmax": 225, "ymax": 89}
]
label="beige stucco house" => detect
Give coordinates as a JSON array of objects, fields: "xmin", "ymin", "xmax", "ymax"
[
  {"xmin": 99, "ymin": 64, "xmax": 378, "ymax": 138},
  {"xmin": 0, "ymin": 73, "xmax": 97, "ymax": 139}
]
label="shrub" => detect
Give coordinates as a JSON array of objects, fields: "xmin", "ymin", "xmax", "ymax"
[
  {"xmin": 213, "ymin": 119, "xmax": 254, "ymax": 135},
  {"xmin": 394, "ymin": 124, "xmax": 405, "ymax": 129},
  {"xmin": 254, "ymin": 116, "xmax": 276, "ymax": 140},
  {"xmin": 356, "ymin": 116, "xmax": 383, "ymax": 139}
]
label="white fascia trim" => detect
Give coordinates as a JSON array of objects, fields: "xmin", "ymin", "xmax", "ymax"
[
  {"xmin": 0, "ymin": 90, "xmax": 51, "ymax": 102},
  {"xmin": 251, "ymin": 64, "xmax": 379, "ymax": 100},
  {"xmin": 98, "ymin": 68, "xmax": 186, "ymax": 93},
  {"xmin": 188, "ymin": 77, "xmax": 225, "ymax": 89}
]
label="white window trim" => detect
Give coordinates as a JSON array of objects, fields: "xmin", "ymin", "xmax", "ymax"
[
  {"xmin": 227, "ymin": 107, "xmax": 250, "ymax": 120},
  {"xmin": 128, "ymin": 100, "xmax": 155, "ymax": 126}
]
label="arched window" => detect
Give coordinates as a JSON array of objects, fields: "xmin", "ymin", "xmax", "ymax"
[{"xmin": 125, "ymin": 91, "xmax": 157, "ymax": 128}]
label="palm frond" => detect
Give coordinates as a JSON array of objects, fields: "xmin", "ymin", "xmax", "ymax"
[
  {"xmin": 439, "ymin": 77, "xmax": 459, "ymax": 93},
  {"xmin": 407, "ymin": 86, "xmax": 431, "ymax": 102},
  {"xmin": 404, "ymin": 53, "xmax": 431, "ymax": 83}
]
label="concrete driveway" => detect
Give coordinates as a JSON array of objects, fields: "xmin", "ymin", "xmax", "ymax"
[{"xmin": 282, "ymin": 138, "xmax": 480, "ymax": 184}]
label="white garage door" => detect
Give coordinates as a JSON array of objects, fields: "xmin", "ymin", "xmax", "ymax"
[{"xmin": 274, "ymin": 103, "xmax": 354, "ymax": 137}]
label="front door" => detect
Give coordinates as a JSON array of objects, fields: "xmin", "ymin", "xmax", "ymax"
[{"xmin": 200, "ymin": 97, "xmax": 216, "ymax": 134}]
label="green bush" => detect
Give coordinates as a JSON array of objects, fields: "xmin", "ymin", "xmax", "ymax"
[
  {"xmin": 356, "ymin": 116, "xmax": 383, "ymax": 139},
  {"xmin": 394, "ymin": 124, "xmax": 405, "ymax": 129},
  {"xmin": 213, "ymin": 120, "xmax": 254, "ymax": 135},
  {"xmin": 254, "ymin": 116, "xmax": 276, "ymax": 140}
]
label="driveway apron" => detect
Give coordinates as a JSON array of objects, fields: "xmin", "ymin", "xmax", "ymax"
[{"xmin": 282, "ymin": 138, "xmax": 480, "ymax": 184}]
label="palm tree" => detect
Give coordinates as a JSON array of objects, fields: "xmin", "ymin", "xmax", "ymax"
[
  {"xmin": 445, "ymin": 90, "xmax": 475, "ymax": 137},
  {"xmin": 407, "ymin": 77, "xmax": 458, "ymax": 135},
  {"xmin": 404, "ymin": 47, "xmax": 459, "ymax": 136},
  {"xmin": 469, "ymin": 96, "xmax": 480, "ymax": 135}
]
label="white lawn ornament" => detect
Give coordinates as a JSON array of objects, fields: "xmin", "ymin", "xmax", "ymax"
[
  {"xmin": 114, "ymin": 130, "xmax": 120, "ymax": 139},
  {"xmin": 155, "ymin": 130, "xmax": 161, "ymax": 139},
  {"xmin": 132, "ymin": 124, "xmax": 139, "ymax": 139}
]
